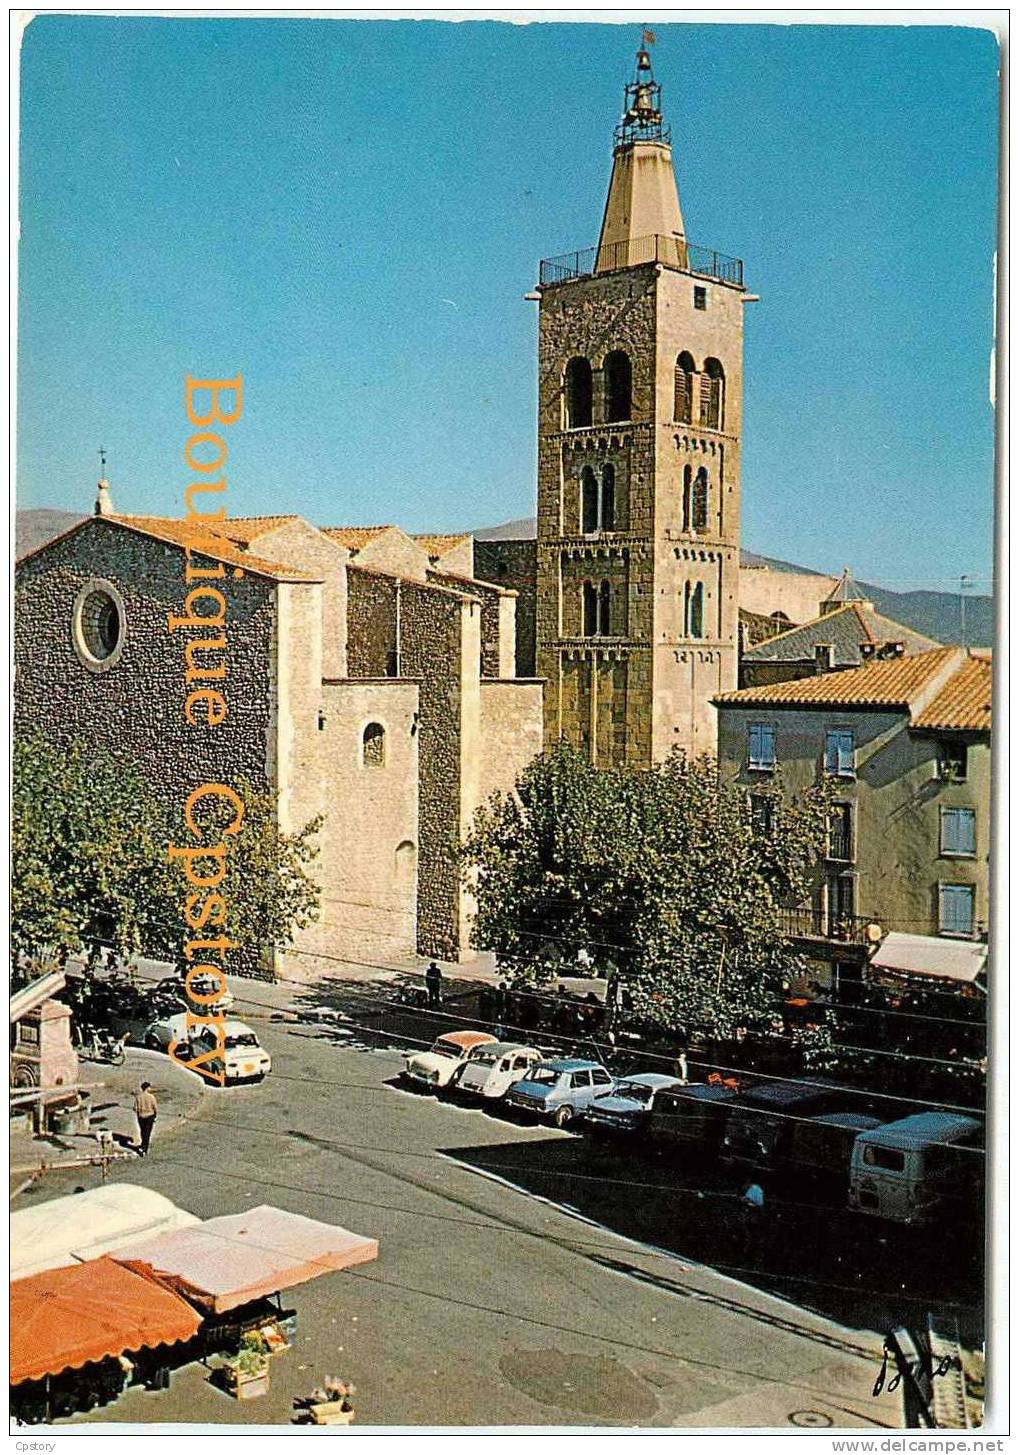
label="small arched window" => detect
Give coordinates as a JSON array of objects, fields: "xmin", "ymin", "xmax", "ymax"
[
  {"xmin": 395, "ymin": 840, "xmax": 417, "ymax": 880},
  {"xmin": 580, "ymin": 466, "xmax": 599, "ymax": 533},
  {"xmin": 692, "ymin": 467, "xmax": 709, "ymax": 532},
  {"xmin": 564, "ymin": 357, "xmax": 593, "ymax": 429},
  {"xmin": 684, "ymin": 582, "xmax": 705, "ymax": 639},
  {"xmin": 674, "ymin": 352, "xmax": 695, "ymax": 424},
  {"xmin": 362, "ymin": 721, "xmax": 386, "ymax": 767},
  {"xmin": 603, "ymin": 351, "xmax": 632, "ymax": 423},
  {"xmin": 682, "ymin": 464, "xmax": 692, "ymax": 532},
  {"xmin": 600, "ymin": 464, "xmax": 616, "ymax": 532},
  {"xmin": 582, "ymin": 581, "xmax": 598, "ymax": 637},
  {"xmin": 598, "ymin": 580, "xmax": 612, "ymax": 636},
  {"xmin": 700, "ymin": 358, "xmax": 725, "ymax": 430}
]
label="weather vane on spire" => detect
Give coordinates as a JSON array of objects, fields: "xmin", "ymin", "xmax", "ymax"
[{"xmin": 98, "ymin": 444, "xmax": 107, "ymax": 476}]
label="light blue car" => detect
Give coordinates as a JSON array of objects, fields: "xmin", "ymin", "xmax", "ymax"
[{"xmin": 503, "ymin": 1058, "xmax": 614, "ymax": 1129}]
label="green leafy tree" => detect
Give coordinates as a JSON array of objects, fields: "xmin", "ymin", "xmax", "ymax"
[
  {"xmin": 11, "ymin": 737, "xmax": 322, "ymax": 976},
  {"xmin": 462, "ymin": 742, "xmax": 833, "ymax": 1042}
]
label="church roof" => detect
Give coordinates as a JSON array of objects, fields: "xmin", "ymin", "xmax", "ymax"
[
  {"xmin": 209, "ymin": 515, "xmax": 302, "ymax": 545},
  {"xmin": 105, "ymin": 515, "xmax": 321, "ymax": 582},
  {"xmin": 743, "ymin": 601, "xmax": 939, "ymax": 666},
  {"xmin": 823, "ymin": 567, "xmax": 868, "ymax": 604},
  {"xmin": 414, "ymin": 533, "xmax": 472, "ymax": 557},
  {"xmin": 322, "ymin": 526, "xmax": 395, "ymax": 551}
]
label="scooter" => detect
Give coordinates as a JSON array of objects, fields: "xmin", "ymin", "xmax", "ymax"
[{"xmin": 77, "ymin": 1027, "xmax": 130, "ymax": 1065}]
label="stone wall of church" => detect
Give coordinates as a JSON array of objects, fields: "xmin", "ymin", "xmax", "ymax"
[
  {"xmin": 14, "ymin": 519, "xmax": 275, "ymax": 801},
  {"xmin": 474, "ymin": 539, "xmax": 538, "ymax": 677},
  {"xmin": 14, "ymin": 519, "xmax": 279, "ymax": 977},
  {"xmin": 347, "ymin": 566, "xmax": 472, "ymax": 961}
]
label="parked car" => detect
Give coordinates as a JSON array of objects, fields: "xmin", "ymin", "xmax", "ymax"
[
  {"xmin": 721, "ymin": 1083, "xmax": 843, "ymax": 1172},
  {"xmin": 153, "ymin": 974, "xmax": 235, "ymax": 1012},
  {"xmin": 143, "ymin": 1014, "xmax": 271, "ymax": 1084},
  {"xmin": 401, "ymin": 1031, "xmax": 498, "ymax": 1090},
  {"xmin": 580, "ymin": 1072, "xmax": 684, "ymax": 1137},
  {"xmin": 848, "ymin": 1112, "xmax": 984, "ymax": 1224},
  {"xmin": 455, "ymin": 1043, "xmax": 546, "ymax": 1101},
  {"xmin": 784, "ymin": 1111, "xmax": 884, "ymax": 1188},
  {"xmin": 648, "ymin": 1082, "xmax": 739, "ymax": 1158},
  {"xmin": 504, "ymin": 1058, "xmax": 614, "ymax": 1128}
]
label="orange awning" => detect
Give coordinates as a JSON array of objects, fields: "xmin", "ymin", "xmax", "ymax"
[
  {"xmin": 117, "ymin": 1205, "xmax": 379, "ymax": 1314},
  {"xmin": 10, "ymin": 1256, "xmax": 203, "ymax": 1385}
]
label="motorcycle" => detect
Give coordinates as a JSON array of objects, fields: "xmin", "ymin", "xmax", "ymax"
[{"xmin": 76, "ymin": 1027, "xmax": 130, "ymax": 1065}]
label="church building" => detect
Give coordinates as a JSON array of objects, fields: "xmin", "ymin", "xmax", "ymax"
[{"xmin": 14, "ymin": 43, "xmax": 748, "ymax": 977}]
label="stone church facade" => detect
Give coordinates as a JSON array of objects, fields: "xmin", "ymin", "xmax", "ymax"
[
  {"xmin": 15, "ymin": 512, "xmax": 542, "ymax": 977},
  {"xmin": 14, "ymin": 46, "xmax": 747, "ymax": 978}
]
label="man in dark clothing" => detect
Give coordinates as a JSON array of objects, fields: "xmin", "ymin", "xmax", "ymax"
[
  {"xmin": 425, "ymin": 961, "xmax": 443, "ymax": 1009},
  {"xmin": 134, "ymin": 1082, "xmax": 157, "ymax": 1156}
]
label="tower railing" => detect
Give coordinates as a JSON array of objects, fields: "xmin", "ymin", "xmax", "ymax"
[{"xmin": 539, "ymin": 235, "xmax": 744, "ymax": 288}]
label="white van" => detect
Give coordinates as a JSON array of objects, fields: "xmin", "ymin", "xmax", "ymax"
[
  {"xmin": 456, "ymin": 1043, "xmax": 545, "ymax": 1100},
  {"xmin": 848, "ymin": 1112, "xmax": 983, "ymax": 1224}
]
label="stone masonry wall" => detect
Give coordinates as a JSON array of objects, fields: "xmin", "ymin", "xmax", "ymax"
[
  {"xmin": 14, "ymin": 518, "xmax": 276, "ymax": 975},
  {"xmin": 474, "ymin": 539, "xmax": 538, "ymax": 678}
]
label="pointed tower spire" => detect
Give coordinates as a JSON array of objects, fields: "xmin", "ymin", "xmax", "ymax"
[
  {"xmin": 595, "ymin": 36, "xmax": 687, "ymax": 273},
  {"xmin": 94, "ymin": 446, "xmax": 114, "ymax": 516}
]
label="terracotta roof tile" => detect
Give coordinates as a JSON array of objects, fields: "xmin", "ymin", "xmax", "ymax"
[
  {"xmin": 414, "ymin": 533, "xmax": 472, "ymax": 556},
  {"xmin": 322, "ymin": 526, "xmax": 395, "ymax": 551},
  {"xmin": 913, "ymin": 655, "xmax": 992, "ymax": 733},
  {"xmin": 209, "ymin": 515, "xmax": 300, "ymax": 545},
  {"xmin": 715, "ymin": 646, "xmax": 961, "ymax": 710},
  {"xmin": 108, "ymin": 515, "xmax": 320, "ymax": 582}
]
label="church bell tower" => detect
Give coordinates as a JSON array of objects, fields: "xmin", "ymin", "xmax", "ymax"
[{"xmin": 534, "ymin": 41, "xmax": 747, "ymax": 765}]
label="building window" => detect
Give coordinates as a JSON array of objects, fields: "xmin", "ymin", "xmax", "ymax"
[
  {"xmin": 691, "ymin": 467, "xmax": 709, "ymax": 532},
  {"xmin": 825, "ymin": 729, "xmax": 855, "ymax": 779},
  {"xmin": 598, "ymin": 580, "xmax": 612, "ymax": 636},
  {"xmin": 749, "ymin": 793, "xmax": 774, "ymax": 836},
  {"xmin": 939, "ymin": 883, "xmax": 975, "ymax": 938},
  {"xmin": 603, "ymin": 350, "xmax": 632, "ymax": 423},
  {"xmin": 674, "ymin": 352, "xmax": 695, "ymax": 423},
  {"xmin": 581, "ymin": 466, "xmax": 599, "ymax": 533},
  {"xmin": 684, "ymin": 581, "xmax": 704, "ymax": 639},
  {"xmin": 582, "ymin": 581, "xmax": 598, "ymax": 637},
  {"xmin": 693, "ymin": 286, "xmax": 707, "ymax": 310},
  {"xmin": 827, "ymin": 803, "xmax": 853, "ymax": 861},
  {"xmin": 938, "ymin": 739, "xmax": 968, "ymax": 782},
  {"xmin": 600, "ymin": 464, "xmax": 616, "ymax": 532},
  {"xmin": 826, "ymin": 870, "xmax": 856, "ymax": 934},
  {"xmin": 700, "ymin": 358, "xmax": 725, "ymax": 430},
  {"xmin": 940, "ymin": 807, "xmax": 976, "ymax": 857},
  {"xmin": 682, "ymin": 464, "xmax": 692, "ymax": 531},
  {"xmin": 748, "ymin": 722, "xmax": 776, "ymax": 772},
  {"xmin": 362, "ymin": 722, "xmax": 386, "ymax": 767},
  {"xmin": 564, "ymin": 357, "xmax": 593, "ymax": 429},
  {"xmin": 72, "ymin": 580, "xmax": 126, "ymax": 672}
]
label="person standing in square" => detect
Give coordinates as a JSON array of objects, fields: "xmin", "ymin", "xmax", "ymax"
[{"xmin": 134, "ymin": 1082, "xmax": 158, "ymax": 1156}]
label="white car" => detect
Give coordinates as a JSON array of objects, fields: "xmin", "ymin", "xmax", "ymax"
[
  {"xmin": 143, "ymin": 1014, "xmax": 271, "ymax": 1084},
  {"xmin": 456, "ymin": 1043, "xmax": 546, "ymax": 1101},
  {"xmin": 402, "ymin": 1030, "xmax": 497, "ymax": 1090}
]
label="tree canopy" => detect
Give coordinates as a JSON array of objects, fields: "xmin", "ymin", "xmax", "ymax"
[
  {"xmin": 11, "ymin": 735, "xmax": 321, "ymax": 977},
  {"xmin": 462, "ymin": 743, "xmax": 833, "ymax": 1041}
]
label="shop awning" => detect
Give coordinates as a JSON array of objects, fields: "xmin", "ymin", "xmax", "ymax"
[
  {"xmin": 116, "ymin": 1205, "xmax": 379, "ymax": 1314},
  {"xmin": 11, "ymin": 1184, "xmax": 201, "ymax": 1282},
  {"xmin": 10, "ymin": 1256, "xmax": 203, "ymax": 1385},
  {"xmin": 871, "ymin": 932, "xmax": 988, "ymax": 985}
]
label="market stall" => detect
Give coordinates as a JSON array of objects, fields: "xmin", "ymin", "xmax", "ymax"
[
  {"xmin": 10, "ymin": 1255, "xmax": 203, "ymax": 1423},
  {"xmin": 11, "ymin": 1183, "xmax": 201, "ymax": 1282}
]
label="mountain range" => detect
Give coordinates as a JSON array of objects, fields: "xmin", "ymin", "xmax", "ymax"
[{"xmin": 15, "ymin": 508, "xmax": 993, "ymax": 648}]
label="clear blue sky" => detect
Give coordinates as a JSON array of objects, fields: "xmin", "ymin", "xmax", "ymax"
[{"xmin": 17, "ymin": 16, "xmax": 999, "ymax": 590}]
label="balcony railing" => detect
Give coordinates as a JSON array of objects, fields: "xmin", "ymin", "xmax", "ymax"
[
  {"xmin": 539, "ymin": 235, "xmax": 744, "ymax": 288},
  {"xmin": 826, "ymin": 829, "xmax": 854, "ymax": 863},
  {"xmin": 778, "ymin": 906, "xmax": 872, "ymax": 944}
]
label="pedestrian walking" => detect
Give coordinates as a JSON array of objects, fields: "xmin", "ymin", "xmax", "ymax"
[
  {"xmin": 735, "ymin": 1179, "xmax": 765, "ymax": 1258},
  {"xmin": 134, "ymin": 1081, "xmax": 158, "ymax": 1157},
  {"xmin": 675, "ymin": 1047, "xmax": 689, "ymax": 1084},
  {"xmin": 425, "ymin": 960, "xmax": 443, "ymax": 1009}
]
